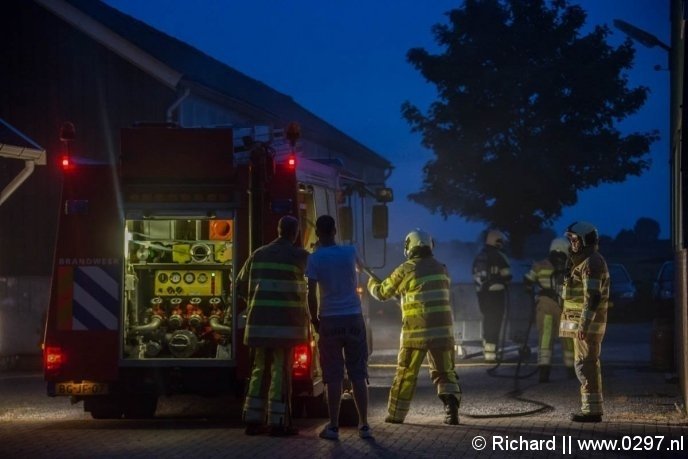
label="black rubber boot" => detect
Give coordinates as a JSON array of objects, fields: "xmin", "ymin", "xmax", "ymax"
[
  {"xmin": 384, "ymin": 415, "xmax": 403, "ymax": 424},
  {"xmin": 245, "ymin": 424, "xmax": 267, "ymax": 435},
  {"xmin": 269, "ymin": 425, "xmax": 299, "ymax": 436},
  {"xmin": 538, "ymin": 365, "xmax": 551, "ymax": 383},
  {"xmin": 570, "ymin": 412, "xmax": 602, "ymax": 423},
  {"xmin": 443, "ymin": 397, "xmax": 459, "ymax": 425}
]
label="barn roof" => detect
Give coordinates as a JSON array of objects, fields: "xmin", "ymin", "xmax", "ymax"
[{"xmin": 46, "ymin": 0, "xmax": 391, "ymax": 169}]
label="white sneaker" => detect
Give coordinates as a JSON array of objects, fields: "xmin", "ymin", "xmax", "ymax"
[
  {"xmin": 358, "ymin": 424, "xmax": 373, "ymax": 439},
  {"xmin": 319, "ymin": 424, "xmax": 339, "ymax": 440}
]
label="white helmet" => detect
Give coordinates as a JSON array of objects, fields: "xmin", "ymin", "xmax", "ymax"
[
  {"xmin": 404, "ymin": 228, "xmax": 434, "ymax": 258},
  {"xmin": 486, "ymin": 230, "xmax": 506, "ymax": 249},
  {"xmin": 565, "ymin": 221, "xmax": 599, "ymax": 248},
  {"xmin": 549, "ymin": 237, "xmax": 569, "ymax": 255}
]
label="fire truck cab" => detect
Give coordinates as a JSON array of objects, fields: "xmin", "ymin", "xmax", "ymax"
[{"xmin": 43, "ymin": 124, "xmax": 391, "ymax": 419}]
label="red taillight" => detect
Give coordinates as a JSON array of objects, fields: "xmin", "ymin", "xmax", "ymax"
[
  {"xmin": 287, "ymin": 155, "xmax": 296, "ymax": 169},
  {"xmin": 45, "ymin": 346, "xmax": 64, "ymax": 374},
  {"xmin": 60, "ymin": 155, "xmax": 71, "ymax": 171},
  {"xmin": 292, "ymin": 343, "xmax": 310, "ymax": 379}
]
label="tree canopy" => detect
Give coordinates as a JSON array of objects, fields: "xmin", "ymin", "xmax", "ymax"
[
  {"xmin": 633, "ymin": 217, "xmax": 660, "ymax": 242},
  {"xmin": 402, "ymin": 0, "xmax": 658, "ymax": 255}
]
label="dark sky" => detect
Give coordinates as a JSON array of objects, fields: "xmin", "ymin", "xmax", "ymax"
[{"xmin": 104, "ymin": 0, "xmax": 670, "ymax": 243}]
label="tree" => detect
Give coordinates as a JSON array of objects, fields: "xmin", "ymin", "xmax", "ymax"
[
  {"xmin": 598, "ymin": 234, "xmax": 614, "ymax": 248},
  {"xmin": 523, "ymin": 227, "xmax": 557, "ymax": 259},
  {"xmin": 402, "ymin": 0, "xmax": 658, "ymax": 255},
  {"xmin": 614, "ymin": 228, "xmax": 637, "ymax": 245},
  {"xmin": 633, "ymin": 217, "xmax": 660, "ymax": 243}
]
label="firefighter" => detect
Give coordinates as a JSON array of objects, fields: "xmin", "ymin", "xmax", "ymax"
[
  {"xmin": 524, "ymin": 237, "xmax": 575, "ymax": 382},
  {"xmin": 237, "ymin": 215, "xmax": 310, "ymax": 436},
  {"xmin": 559, "ymin": 221, "xmax": 610, "ymax": 423},
  {"xmin": 472, "ymin": 230, "xmax": 512, "ymax": 362},
  {"xmin": 367, "ymin": 229, "xmax": 461, "ymax": 425}
]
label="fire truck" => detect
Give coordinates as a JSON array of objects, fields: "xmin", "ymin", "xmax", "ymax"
[{"xmin": 42, "ymin": 124, "xmax": 391, "ymax": 419}]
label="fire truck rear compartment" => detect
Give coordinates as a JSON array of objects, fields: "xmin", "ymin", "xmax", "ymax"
[{"xmin": 123, "ymin": 218, "xmax": 235, "ymax": 363}]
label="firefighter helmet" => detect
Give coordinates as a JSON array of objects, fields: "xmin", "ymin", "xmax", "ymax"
[
  {"xmin": 486, "ymin": 230, "xmax": 506, "ymax": 249},
  {"xmin": 565, "ymin": 221, "xmax": 598, "ymax": 248},
  {"xmin": 548, "ymin": 237, "xmax": 569, "ymax": 270},
  {"xmin": 404, "ymin": 228, "xmax": 434, "ymax": 258},
  {"xmin": 549, "ymin": 237, "xmax": 569, "ymax": 255}
]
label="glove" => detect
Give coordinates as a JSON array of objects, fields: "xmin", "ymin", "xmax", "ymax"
[
  {"xmin": 473, "ymin": 272, "xmax": 486, "ymax": 289},
  {"xmin": 367, "ymin": 277, "xmax": 379, "ymax": 293},
  {"xmin": 577, "ymin": 310, "xmax": 595, "ymax": 339}
]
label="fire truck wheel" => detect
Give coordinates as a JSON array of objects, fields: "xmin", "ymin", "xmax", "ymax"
[
  {"xmin": 85, "ymin": 396, "xmax": 124, "ymax": 420},
  {"xmin": 123, "ymin": 394, "xmax": 158, "ymax": 419}
]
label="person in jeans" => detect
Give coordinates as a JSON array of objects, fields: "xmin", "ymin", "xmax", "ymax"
[{"xmin": 306, "ymin": 215, "xmax": 372, "ymax": 440}]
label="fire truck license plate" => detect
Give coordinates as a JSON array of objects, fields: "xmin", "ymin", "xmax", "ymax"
[{"xmin": 56, "ymin": 382, "xmax": 109, "ymax": 395}]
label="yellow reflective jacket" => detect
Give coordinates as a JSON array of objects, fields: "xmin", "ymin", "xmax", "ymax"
[
  {"xmin": 238, "ymin": 238, "xmax": 309, "ymax": 347},
  {"xmin": 559, "ymin": 250, "xmax": 610, "ymax": 340},
  {"xmin": 524, "ymin": 258, "xmax": 565, "ymax": 301},
  {"xmin": 373, "ymin": 256, "xmax": 454, "ymax": 349}
]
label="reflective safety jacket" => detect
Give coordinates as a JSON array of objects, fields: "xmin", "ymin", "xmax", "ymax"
[
  {"xmin": 238, "ymin": 238, "xmax": 309, "ymax": 347},
  {"xmin": 472, "ymin": 245, "xmax": 512, "ymax": 292},
  {"xmin": 372, "ymin": 256, "xmax": 454, "ymax": 349},
  {"xmin": 523, "ymin": 258, "xmax": 564, "ymax": 301},
  {"xmin": 559, "ymin": 250, "xmax": 610, "ymax": 340}
]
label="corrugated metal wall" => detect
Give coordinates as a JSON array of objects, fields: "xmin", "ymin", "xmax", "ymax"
[
  {"xmin": 670, "ymin": 0, "xmax": 687, "ymax": 414},
  {"xmin": 0, "ymin": 0, "xmax": 177, "ymax": 276},
  {"xmin": 677, "ymin": 251, "xmax": 687, "ymax": 413}
]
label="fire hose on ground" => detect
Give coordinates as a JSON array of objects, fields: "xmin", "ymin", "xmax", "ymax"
[{"xmin": 361, "ymin": 266, "xmax": 555, "ymax": 419}]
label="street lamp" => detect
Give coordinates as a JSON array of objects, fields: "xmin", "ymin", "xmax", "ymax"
[
  {"xmin": 613, "ymin": 18, "xmax": 672, "ymax": 243},
  {"xmin": 613, "ymin": 18, "xmax": 675, "ymax": 251},
  {"xmin": 613, "ymin": 19, "xmax": 670, "ymax": 52}
]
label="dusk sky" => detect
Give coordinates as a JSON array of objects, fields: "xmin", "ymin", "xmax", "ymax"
[{"xmin": 104, "ymin": 0, "xmax": 670, "ymax": 244}]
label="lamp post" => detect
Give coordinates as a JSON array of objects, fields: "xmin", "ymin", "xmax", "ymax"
[
  {"xmin": 613, "ymin": 19, "xmax": 671, "ymax": 52},
  {"xmin": 612, "ymin": 18, "xmax": 674, "ymax": 245}
]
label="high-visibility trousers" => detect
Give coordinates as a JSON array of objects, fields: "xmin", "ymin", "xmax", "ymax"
[
  {"xmin": 573, "ymin": 338, "xmax": 603, "ymax": 415},
  {"xmin": 387, "ymin": 347, "xmax": 461, "ymax": 423},
  {"xmin": 242, "ymin": 347, "xmax": 294, "ymax": 426},
  {"xmin": 536, "ymin": 296, "xmax": 574, "ymax": 367}
]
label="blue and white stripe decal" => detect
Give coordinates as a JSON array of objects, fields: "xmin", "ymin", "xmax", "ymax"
[{"xmin": 72, "ymin": 265, "xmax": 120, "ymax": 330}]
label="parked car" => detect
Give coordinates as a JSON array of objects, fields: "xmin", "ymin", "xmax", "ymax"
[
  {"xmin": 652, "ymin": 260, "xmax": 674, "ymax": 316},
  {"xmin": 608, "ymin": 263, "xmax": 636, "ymax": 307}
]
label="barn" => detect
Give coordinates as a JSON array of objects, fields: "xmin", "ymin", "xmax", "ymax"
[{"xmin": 0, "ymin": 0, "xmax": 391, "ymax": 358}]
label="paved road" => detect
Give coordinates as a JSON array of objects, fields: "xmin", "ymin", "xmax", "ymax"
[{"xmin": 1, "ymin": 323, "xmax": 687, "ymax": 458}]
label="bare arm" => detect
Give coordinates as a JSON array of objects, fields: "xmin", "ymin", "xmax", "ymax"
[{"xmin": 307, "ymin": 278, "xmax": 319, "ymax": 329}]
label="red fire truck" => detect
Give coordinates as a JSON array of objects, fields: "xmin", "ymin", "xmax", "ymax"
[{"xmin": 42, "ymin": 124, "xmax": 391, "ymax": 419}]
